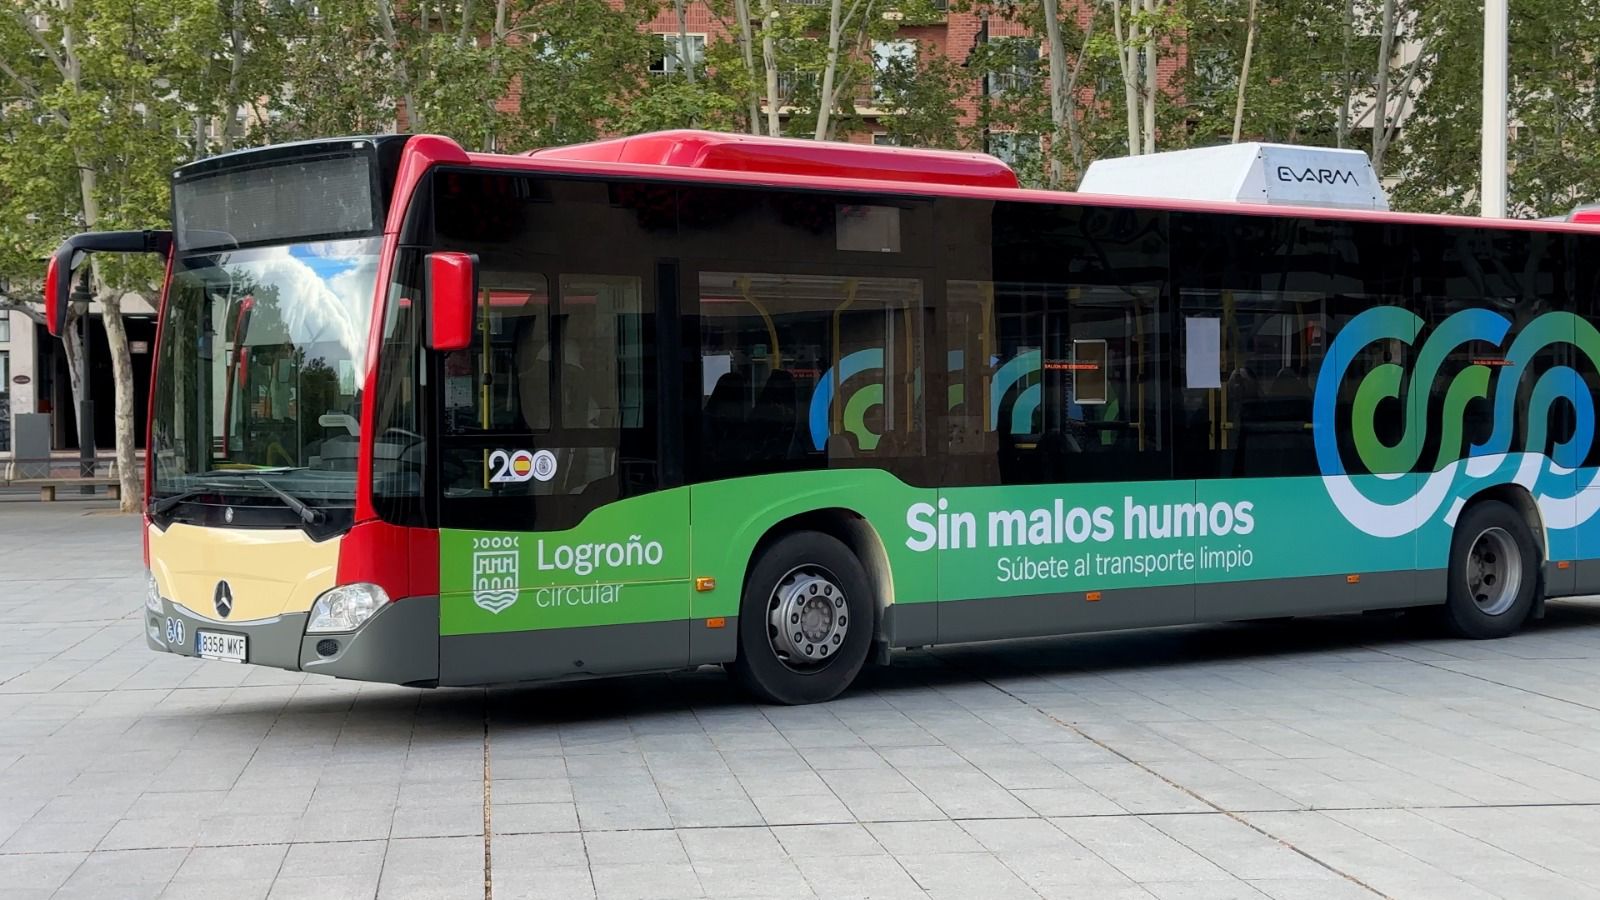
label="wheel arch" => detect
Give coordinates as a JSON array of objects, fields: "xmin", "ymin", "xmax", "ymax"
[
  {"xmin": 744, "ymin": 507, "xmax": 894, "ymax": 637},
  {"xmin": 1458, "ymin": 483, "xmax": 1547, "ymax": 562}
]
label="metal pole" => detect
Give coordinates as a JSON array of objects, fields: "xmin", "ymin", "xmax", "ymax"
[{"xmin": 1480, "ymin": 0, "xmax": 1508, "ymax": 217}]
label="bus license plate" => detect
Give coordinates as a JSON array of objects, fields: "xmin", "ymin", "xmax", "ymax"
[{"xmin": 196, "ymin": 631, "xmax": 246, "ymax": 663}]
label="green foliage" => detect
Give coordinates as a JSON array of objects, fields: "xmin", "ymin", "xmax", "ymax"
[
  {"xmin": 621, "ymin": 78, "xmax": 744, "ymax": 133},
  {"xmin": 873, "ymin": 42, "xmax": 967, "ymax": 149},
  {"xmin": 0, "ymin": 0, "xmax": 214, "ymax": 293},
  {"xmin": 497, "ymin": 0, "xmax": 662, "ymax": 148},
  {"xmin": 1389, "ymin": 0, "xmax": 1600, "ymax": 217}
]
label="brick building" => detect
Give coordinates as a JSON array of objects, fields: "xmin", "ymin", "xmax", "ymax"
[
  {"xmin": 619, "ymin": 1, "xmax": 1187, "ymax": 170},
  {"xmin": 631, "ymin": 1, "xmax": 1057, "ymax": 160}
]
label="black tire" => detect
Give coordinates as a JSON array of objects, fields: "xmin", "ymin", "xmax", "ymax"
[
  {"xmin": 1442, "ymin": 500, "xmax": 1540, "ymax": 639},
  {"xmin": 729, "ymin": 530, "xmax": 875, "ymax": 705}
]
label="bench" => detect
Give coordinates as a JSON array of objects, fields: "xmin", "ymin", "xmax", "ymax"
[{"xmin": 12, "ymin": 478, "xmax": 122, "ymax": 502}]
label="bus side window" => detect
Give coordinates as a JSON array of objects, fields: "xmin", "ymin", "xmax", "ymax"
[
  {"xmin": 1180, "ymin": 290, "xmax": 1330, "ymax": 477},
  {"xmin": 696, "ymin": 271, "xmax": 924, "ymax": 479},
  {"xmin": 943, "ymin": 280, "xmax": 1164, "ymax": 484},
  {"xmin": 1174, "ymin": 212, "xmax": 1403, "ymax": 479}
]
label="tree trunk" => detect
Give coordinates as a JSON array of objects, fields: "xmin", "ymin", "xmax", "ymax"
[
  {"xmin": 99, "ymin": 292, "xmax": 141, "ymax": 511},
  {"xmin": 484, "ymin": 0, "xmax": 509, "ymax": 150},
  {"xmin": 1337, "ymin": 0, "xmax": 1353, "ymax": 147},
  {"xmin": 1112, "ymin": 0, "xmax": 1141, "ymax": 154},
  {"xmin": 458, "ymin": 0, "xmax": 475, "ymax": 45},
  {"xmin": 61, "ymin": 309, "xmax": 87, "ymax": 459},
  {"xmin": 674, "ymin": 0, "xmax": 696, "ymax": 84},
  {"xmin": 64, "ymin": 1, "xmax": 136, "ymax": 511},
  {"xmin": 1141, "ymin": 0, "xmax": 1158, "ymax": 154},
  {"xmin": 1040, "ymin": 0, "xmax": 1071, "ymax": 187},
  {"xmin": 814, "ymin": 0, "xmax": 846, "ymax": 139},
  {"xmin": 220, "ymin": 0, "xmax": 246, "ymax": 153},
  {"xmin": 1372, "ymin": 0, "xmax": 1395, "ymax": 176},
  {"xmin": 375, "ymin": 0, "xmax": 420, "ymax": 131},
  {"xmin": 1063, "ymin": 15, "xmax": 1095, "ymax": 176},
  {"xmin": 735, "ymin": 0, "xmax": 762, "ymax": 133},
  {"xmin": 1231, "ymin": 0, "xmax": 1258, "ymax": 143},
  {"xmin": 761, "ymin": 0, "xmax": 781, "ymax": 136}
]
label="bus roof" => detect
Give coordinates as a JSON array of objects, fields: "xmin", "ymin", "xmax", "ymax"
[
  {"xmin": 183, "ymin": 132, "xmax": 1600, "ymax": 239},
  {"xmin": 524, "ymin": 129, "xmax": 1020, "ymax": 190}
]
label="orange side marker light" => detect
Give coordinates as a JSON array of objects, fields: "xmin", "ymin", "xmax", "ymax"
[
  {"xmin": 705, "ymin": 617, "xmax": 726, "ymax": 629},
  {"xmin": 1558, "ymin": 560, "xmax": 1572, "ymax": 570},
  {"xmin": 1085, "ymin": 591, "xmax": 1102, "ymax": 602},
  {"xmin": 695, "ymin": 577, "xmax": 717, "ymax": 592},
  {"xmin": 1346, "ymin": 574, "xmax": 1361, "ymax": 584}
]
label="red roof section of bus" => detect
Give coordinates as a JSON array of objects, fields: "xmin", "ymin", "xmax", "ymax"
[
  {"xmin": 524, "ymin": 129, "xmax": 1020, "ymax": 190},
  {"xmin": 1569, "ymin": 207, "xmax": 1600, "ymax": 225}
]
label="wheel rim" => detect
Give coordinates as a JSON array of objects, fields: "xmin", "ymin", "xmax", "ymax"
[
  {"xmin": 766, "ymin": 565, "xmax": 849, "ymax": 672},
  {"xmin": 1466, "ymin": 526, "xmax": 1521, "ymax": 616}
]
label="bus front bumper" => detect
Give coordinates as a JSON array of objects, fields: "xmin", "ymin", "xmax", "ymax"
[{"xmin": 145, "ymin": 595, "xmax": 439, "ymax": 686}]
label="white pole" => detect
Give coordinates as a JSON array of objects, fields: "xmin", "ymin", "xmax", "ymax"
[{"xmin": 1481, "ymin": 0, "xmax": 1508, "ymax": 217}]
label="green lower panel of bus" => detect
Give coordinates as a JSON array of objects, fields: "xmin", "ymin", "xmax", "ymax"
[{"xmin": 435, "ymin": 467, "xmax": 1548, "ymax": 640}]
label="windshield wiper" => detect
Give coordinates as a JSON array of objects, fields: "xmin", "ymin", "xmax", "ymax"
[
  {"xmin": 149, "ymin": 487, "xmax": 213, "ymax": 518},
  {"xmin": 249, "ymin": 476, "xmax": 323, "ymax": 525},
  {"xmin": 149, "ymin": 469, "xmax": 322, "ymax": 524}
]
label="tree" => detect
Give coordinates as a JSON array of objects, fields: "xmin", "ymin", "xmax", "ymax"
[
  {"xmin": 874, "ymin": 42, "xmax": 966, "ymax": 149},
  {"xmin": 1102, "ymin": 0, "xmax": 1172, "ymax": 155},
  {"xmin": 250, "ymin": 0, "xmax": 397, "ymax": 144},
  {"xmin": 1390, "ymin": 0, "xmax": 1600, "ymax": 217},
  {"xmin": 0, "ymin": 0, "xmax": 219, "ymax": 511}
]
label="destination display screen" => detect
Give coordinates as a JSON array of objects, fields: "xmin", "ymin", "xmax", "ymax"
[{"xmin": 173, "ymin": 152, "xmax": 376, "ymax": 251}]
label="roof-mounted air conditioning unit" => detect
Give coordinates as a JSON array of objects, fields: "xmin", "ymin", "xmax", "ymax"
[{"xmin": 1078, "ymin": 142, "xmax": 1388, "ymax": 211}]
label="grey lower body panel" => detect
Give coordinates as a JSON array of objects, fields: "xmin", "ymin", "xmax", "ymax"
[
  {"xmin": 440, "ymin": 619, "xmax": 690, "ymax": 686},
  {"xmin": 145, "ymin": 596, "xmax": 440, "ymax": 686},
  {"xmin": 300, "ymin": 596, "xmax": 439, "ymax": 686},
  {"xmin": 689, "ymin": 616, "xmax": 738, "ymax": 667},
  {"xmin": 884, "ymin": 602, "xmax": 937, "ymax": 647},
  {"xmin": 146, "ymin": 599, "xmax": 308, "ymax": 671},
  {"xmin": 937, "ymin": 584, "xmax": 1192, "ymax": 645},
  {"xmin": 936, "ymin": 569, "xmax": 1438, "ymax": 647},
  {"xmin": 1195, "ymin": 569, "xmax": 1424, "ymax": 623}
]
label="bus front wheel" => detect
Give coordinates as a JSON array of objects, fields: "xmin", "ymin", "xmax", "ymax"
[
  {"xmin": 730, "ymin": 531, "xmax": 874, "ymax": 705},
  {"xmin": 1442, "ymin": 500, "xmax": 1540, "ymax": 639}
]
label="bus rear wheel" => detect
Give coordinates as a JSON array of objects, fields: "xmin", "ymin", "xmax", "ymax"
[
  {"xmin": 730, "ymin": 531, "xmax": 873, "ymax": 705},
  {"xmin": 1442, "ymin": 500, "xmax": 1540, "ymax": 639}
]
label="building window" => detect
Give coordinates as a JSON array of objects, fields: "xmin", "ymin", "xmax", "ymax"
[
  {"xmin": 776, "ymin": 70, "xmax": 817, "ymax": 103},
  {"xmin": 988, "ymin": 132, "xmax": 1040, "ymax": 168},
  {"xmin": 872, "ymin": 133, "xmax": 899, "ymax": 146},
  {"xmin": 0, "ymin": 315, "xmax": 9, "ymax": 343},
  {"xmin": 651, "ymin": 33, "xmax": 706, "ymax": 76},
  {"xmin": 872, "ymin": 40, "xmax": 916, "ymax": 104},
  {"xmin": 987, "ymin": 38, "xmax": 1040, "ymax": 96}
]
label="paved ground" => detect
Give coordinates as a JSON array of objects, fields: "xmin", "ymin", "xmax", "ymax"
[{"xmin": 7, "ymin": 505, "xmax": 1600, "ymax": 899}]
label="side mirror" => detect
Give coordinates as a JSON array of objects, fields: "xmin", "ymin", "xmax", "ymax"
[
  {"xmin": 44, "ymin": 230, "xmax": 172, "ymax": 336},
  {"xmin": 426, "ymin": 251, "xmax": 478, "ymax": 353}
]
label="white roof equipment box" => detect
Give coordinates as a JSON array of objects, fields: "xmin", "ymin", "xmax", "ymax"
[{"xmin": 1078, "ymin": 142, "xmax": 1388, "ymax": 211}]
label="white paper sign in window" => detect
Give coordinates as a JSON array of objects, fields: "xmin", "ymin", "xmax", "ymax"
[{"xmin": 1186, "ymin": 316, "xmax": 1221, "ymax": 389}]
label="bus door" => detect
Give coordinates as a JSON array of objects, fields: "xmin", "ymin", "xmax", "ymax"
[{"xmin": 435, "ymin": 251, "xmax": 690, "ymax": 684}]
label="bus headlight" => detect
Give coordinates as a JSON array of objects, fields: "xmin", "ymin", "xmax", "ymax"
[
  {"xmin": 146, "ymin": 571, "xmax": 163, "ymax": 614},
  {"xmin": 307, "ymin": 583, "xmax": 390, "ymax": 633}
]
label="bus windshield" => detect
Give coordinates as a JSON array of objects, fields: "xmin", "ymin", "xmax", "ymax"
[{"xmin": 150, "ymin": 238, "xmax": 380, "ymax": 504}]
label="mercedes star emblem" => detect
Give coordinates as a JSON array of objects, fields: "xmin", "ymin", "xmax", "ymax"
[
  {"xmin": 214, "ymin": 581, "xmax": 234, "ymax": 619},
  {"xmin": 224, "ymin": 506, "xmax": 234, "ymax": 524}
]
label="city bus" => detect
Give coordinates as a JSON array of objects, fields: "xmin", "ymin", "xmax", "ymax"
[{"xmin": 45, "ymin": 130, "xmax": 1600, "ymax": 704}]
